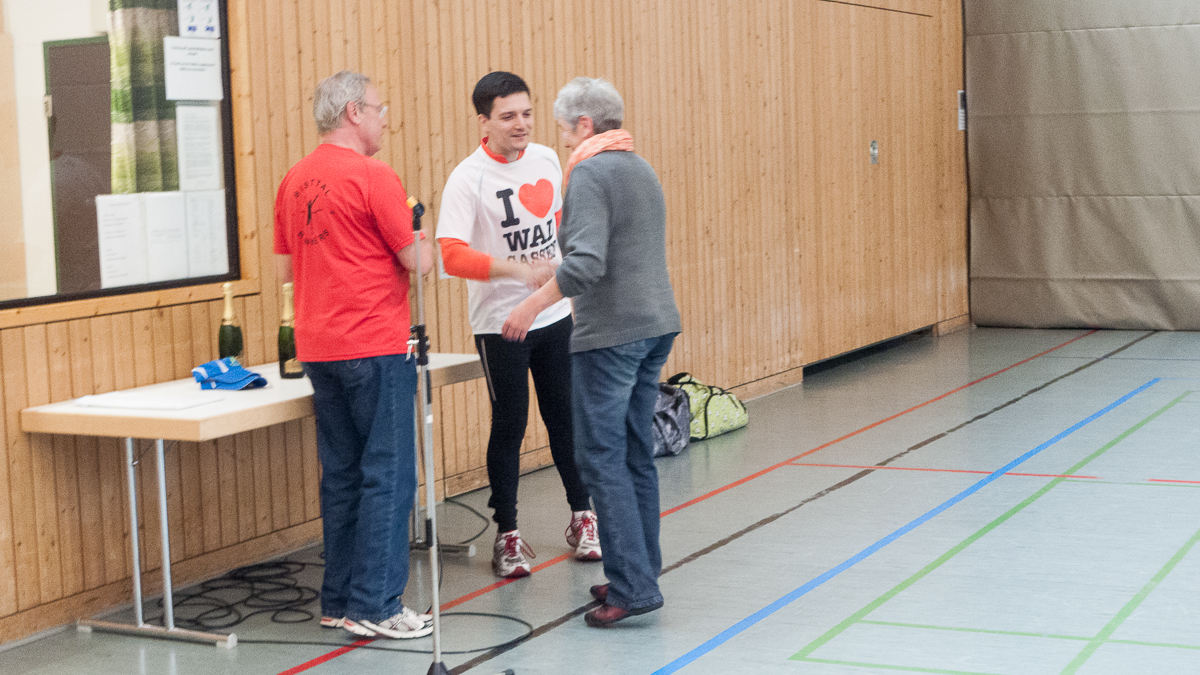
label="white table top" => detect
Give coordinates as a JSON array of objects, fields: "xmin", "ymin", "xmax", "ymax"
[{"xmin": 21, "ymin": 354, "xmax": 482, "ymax": 442}]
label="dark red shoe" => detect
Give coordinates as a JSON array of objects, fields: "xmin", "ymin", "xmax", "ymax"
[
  {"xmin": 584, "ymin": 600, "xmax": 663, "ymax": 627},
  {"xmin": 590, "ymin": 584, "xmax": 608, "ymax": 602}
]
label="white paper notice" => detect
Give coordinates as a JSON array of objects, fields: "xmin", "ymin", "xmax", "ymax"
[
  {"xmin": 96, "ymin": 194, "xmax": 148, "ymax": 289},
  {"xmin": 176, "ymin": 104, "xmax": 223, "ymax": 191},
  {"xmin": 143, "ymin": 192, "xmax": 189, "ymax": 283},
  {"xmin": 186, "ymin": 190, "xmax": 229, "ymax": 277},
  {"xmin": 178, "ymin": 0, "xmax": 220, "ymax": 39},
  {"xmin": 164, "ymin": 37, "xmax": 224, "ymax": 101}
]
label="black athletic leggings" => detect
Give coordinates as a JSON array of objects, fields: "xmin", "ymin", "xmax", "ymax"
[{"xmin": 475, "ymin": 316, "xmax": 591, "ymax": 532}]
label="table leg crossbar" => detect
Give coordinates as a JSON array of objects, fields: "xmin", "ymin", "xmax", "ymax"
[{"xmin": 76, "ymin": 437, "xmax": 235, "ymax": 649}]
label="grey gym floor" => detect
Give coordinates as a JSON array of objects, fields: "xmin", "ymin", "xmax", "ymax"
[{"xmin": 3, "ymin": 327, "xmax": 1200, "ymax": 674}]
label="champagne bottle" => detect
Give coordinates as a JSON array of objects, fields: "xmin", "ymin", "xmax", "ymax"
[
  {"xmin": 217, "ymin": 282, "xmax": 244, "ymax": 363},
  {"xmin": 278, "ymin": 282, "xmax": 303, "ymax": 379}
]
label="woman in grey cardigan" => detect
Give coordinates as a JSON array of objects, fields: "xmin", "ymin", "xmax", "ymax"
[{"xmin": 503, "ymin": 77, "xmax": 681, "ymax": 627}]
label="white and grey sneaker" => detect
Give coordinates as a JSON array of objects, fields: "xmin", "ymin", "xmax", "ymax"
[
  {"xmin": 357, "ymin": 606, "xmax": 433, "ymax": 640},
  {"xmin": 341, "ymin": 617, "xmax": 377, "ymax": 637},
  {"xmin": 566, "ymin": 510, "xmax": 602, "ymax": 561},
  {"xmin": 492, "ymin": 529, "xmax": 535, "ymax": 578}
]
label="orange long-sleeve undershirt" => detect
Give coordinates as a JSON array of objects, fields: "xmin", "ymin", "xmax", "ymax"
[{"xmin": 439, "ymin": 238, "xmax": 493, "ymax": 281}]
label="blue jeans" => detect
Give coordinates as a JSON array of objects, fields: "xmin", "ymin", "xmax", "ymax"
[
  {"xmin": 571, "ymin": 332, "xmax": 677, "ymax": 612},
  {"xmin": 303, "ymin": 354, "xmax": 417, "ymax": 622}
]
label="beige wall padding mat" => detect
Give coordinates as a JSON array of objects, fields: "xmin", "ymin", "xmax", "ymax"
[{"xmin": 967, "ymin": 2, "xmax": 1200, "ymax": 328}]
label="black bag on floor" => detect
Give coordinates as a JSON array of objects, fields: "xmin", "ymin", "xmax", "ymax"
[{"xmin": 652, "ymin": 383, "xmax": 691, "ymax": 458}]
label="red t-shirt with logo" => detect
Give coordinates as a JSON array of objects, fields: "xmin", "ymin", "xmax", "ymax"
[{"xmin": 273, "ymin": 143, "xmax": 416, "ymax": 361}]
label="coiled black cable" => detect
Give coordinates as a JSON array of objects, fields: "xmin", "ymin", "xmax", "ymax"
[{"xmin": 142, "ymin": 495, "xmax": 535, "ymax": 654}]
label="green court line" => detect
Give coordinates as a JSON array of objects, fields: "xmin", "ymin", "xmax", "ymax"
[
  {"xmin": 859, "ymin": 620, "xmax": 1090, "ymax": 642},
  {"xmin": 794, "ymin": 658, "xmax": 1004, "ymax": 674},
  {"xmin": 1108, "ymin": 639, "xmax": 1200, "ymax": 652},
  {"xmin": 1063, "ymin": 479, "xmax": 1200, "ymax": 488},
  {"xmin": 792, "ymin": 391, "xmax": 1192, "ymax": 662},
  {"xmin": 1060, "ymin": 523, "xmax": 1200, "ymax": 673},
  {"xmin": 858, "ymin": 620, "xmax": 1200, "ymax": 651}
]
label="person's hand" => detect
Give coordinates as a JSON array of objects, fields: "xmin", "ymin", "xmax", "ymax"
[
  {"xmin": 502, "ymin": 297, "xmax": 540, "ymax": 342},
  {"xmin": 526, "ymin": 261, "xmax": 557, "ymax": 289}
]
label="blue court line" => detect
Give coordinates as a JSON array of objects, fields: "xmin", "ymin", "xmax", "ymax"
[{"xmin": 650, "ymin": 378, "xmax": 1161, "ymax": 675}]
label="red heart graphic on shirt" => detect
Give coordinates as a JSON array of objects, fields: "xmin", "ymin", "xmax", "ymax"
[{"xmin": 518, "ymin": 179, "xmax": 554, "ymax": 218}]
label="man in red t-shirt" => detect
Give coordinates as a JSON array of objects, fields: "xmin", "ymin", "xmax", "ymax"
[{"xmin": 273, "ymin": 70, "xmax": 433, "ymax": 640}]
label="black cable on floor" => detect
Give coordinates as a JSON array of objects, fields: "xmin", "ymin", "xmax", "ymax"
[
  {"xmin": 147, "ymin": 560, "xmax": 323, "ymax": 630},
  {"xmin": 237, "ymin": 611, "xmax": 535, "ymax": 655},
  {"xmin": 141, "ymin": 495, "xmax": 529, "ymax": 655}
]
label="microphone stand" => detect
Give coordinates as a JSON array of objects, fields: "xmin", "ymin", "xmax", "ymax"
[{"xmin": 406, "ymin": 197, "xmax": 449, "ymax": 675}]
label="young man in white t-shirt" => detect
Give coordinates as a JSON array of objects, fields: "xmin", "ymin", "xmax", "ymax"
[{"xmin": 436, "ymin": 71, "xmax": 599, "ymax": 578}]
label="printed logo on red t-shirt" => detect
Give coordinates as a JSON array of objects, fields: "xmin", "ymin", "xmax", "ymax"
[{"xmin": 291, "ymin": 178, "xmax": 333, "ymax": 245}]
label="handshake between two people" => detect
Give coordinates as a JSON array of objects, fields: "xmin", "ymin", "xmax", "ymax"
[
  {"xmin": 514, "ymin": 259, "xmax": 558, "ymax": 290},
  {"xmin": 501, "ymin": 258, "xmax": 564, "ymax": 344}
]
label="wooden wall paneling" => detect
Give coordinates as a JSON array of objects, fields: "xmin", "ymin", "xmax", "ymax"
[
  {"xmin": 228, "ymin": 0, "xmax": 258, "ymax": 285},
  {"xmin": 357, "ymin": 1, "xmax": 378, "ymax": 126},
  {"xmin": 106, "ymin": 314, "xmax": 136, "ymax": 580},
  {"xmin": 149, "ymin": 310, "xmax": 183, "ymax": 564},
  {"xmin": 252, "ymin": 426, "xmax": 273, "ymax": 537},
  {"xmin": 267, "ymin": 424, "xmax": 289, "ymax": 530},
  {"xmin": 296, "ymin": 0, "xmax": 318, "ymax": 155},
  {"xmin": 216, "ymin": 434, "xmax": 240, "ymax": 548},
  {"xmin": 165, "ymin": 436, "xmax": 185, "ymax": 566},
  {"xmin": 302, "ymin": 416, "xmax": 320, "ymax": 521},
  {"xmin": 170, "ymin": 306, "xmax": 192, "ymax": 380},
  {"xmin": 938, "ymin": 0, "xmax": 967, "ymax": 322},
  {"xmin": 2, "ymin": 328, "xmax": 40, "ymax": 609},
  {"xmin": 94, "ymin": 438, "xmax": 128, "ymax": 585},
  {"xmin": 65, "ymin": 321, "xmax": 102, "ymax": 589},
  {"xmin": 234, "ymin": 431, "xmax": 256, "ymax": 541},
  {"xmin": 22, "ymin": 325, "xmax": 62, "ymax": 605},
  {"xmin": 198, "ymin": 438, "xmax": 222, "ymax": 553},
  {"xmin": 343, "ymin": 1, "xmax": 361, "ymax": 74},
  {"xmin": 310, "ymin": 0, "xmax": 331, "ymax": 84},
  {"xmin": 45, "ymin": 324, "xmax": 81, "ymax": 598},
  {"xmin": 0, "ymin": 329, "xmax": 16, "ymax": 617},
  {"xmin": 241, "ymin": 293, "xmax": 266, "ymax": 367},
  {"xmin": 244, "ymin": 0, "xmax": 275, "ymax": 305},
  {"xmin": 180, "ymin": 437, "xmax": 204, "ymax": 559},
  {"xmin": 328, "ymin": 0, "xmax": 347, "ymax": 73},
  {"xmin": 130, "ymin": 311, "xmax": 163, "ymax": 573},
  {"xmin": 873, "ymin": 9, "xmax": 895, "ymax": 341},
  {"xmin": 284, "ymin": 420, "xmax": 306, "ymax": 526}
]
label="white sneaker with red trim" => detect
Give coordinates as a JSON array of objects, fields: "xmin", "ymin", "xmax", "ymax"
[
  {"xmin": 492, "ymin": 529, "xmax": 535, "ymax": 578},
  {"xmin": 566, "ymin": 510, "xmax": 602, "ymax": 561}
]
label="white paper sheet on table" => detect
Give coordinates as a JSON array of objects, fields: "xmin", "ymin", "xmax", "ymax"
[{"xmin": 74, "ymin": 391, "xmax": 225, "ymax": 411}]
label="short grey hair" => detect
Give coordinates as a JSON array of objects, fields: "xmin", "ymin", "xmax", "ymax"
[
  {"xmin": 313, "ymin": 71, "xmax": 370, "ymax": 135},
  {"xmin": 553, "ymin": 77, "xmax": 624, "ymax": 134}
]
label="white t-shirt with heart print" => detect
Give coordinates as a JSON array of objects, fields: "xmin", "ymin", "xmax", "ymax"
[{"xmin": 436, "ymin": 141, "xmax": 573, "ymax": 335}]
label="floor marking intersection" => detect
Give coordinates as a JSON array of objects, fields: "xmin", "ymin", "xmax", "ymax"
[
  {"xmin": 652, "ymin": 379, "xmax": 1161, "ymax": 675},
  {"xmin": 791, "ymin": 387, "xmax": 1190, "ymax": 674}
]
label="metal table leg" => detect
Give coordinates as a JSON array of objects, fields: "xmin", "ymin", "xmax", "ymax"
[{"xmin": 76, "ymin": 437, "xmax": 236, "ymax": 648}]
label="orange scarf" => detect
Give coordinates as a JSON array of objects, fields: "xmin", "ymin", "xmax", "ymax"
[{"xmin": 563, "ymin": 129, "xmax": 634, "ymax": 192}]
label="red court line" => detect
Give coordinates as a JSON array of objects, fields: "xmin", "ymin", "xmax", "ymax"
[
  {"xmin": 659, "ymin": 329, "xmax": 1098, "ymax": 517},
  {"xmin": 277, "ymin": 639, "xmax": 373, "ymax": 675},
  {"xmin": 788, "ymin": 461, "xmax": 1102, "ymax": 481},
  {"xmin": 1147, "ymin": 478, "xmax": 1200, "ymax": 485},
  {"xmin": 440, "ymin": 553, "xmax": 572, "ymax": 611},
  {"xmin": 277, "ymin": 329, "xmax": 1096, "ymax": 674}
]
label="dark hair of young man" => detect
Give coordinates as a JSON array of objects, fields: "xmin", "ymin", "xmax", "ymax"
[{"xmin": 473, "ymin": 71, "xmax": 531, "ymax": 118}]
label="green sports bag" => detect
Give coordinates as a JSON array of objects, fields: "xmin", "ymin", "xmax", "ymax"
[{"xmin": 666, "ymin": 372, "xmax": 749, "ymax": 440}]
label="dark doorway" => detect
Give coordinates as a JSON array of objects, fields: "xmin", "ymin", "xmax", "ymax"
[{"xmin": 46, "ymin": 37, "xmax": 110, "ymax": 294}]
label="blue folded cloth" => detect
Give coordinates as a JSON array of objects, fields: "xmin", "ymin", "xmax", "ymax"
[{"xmin": 191, "ymin": 357, "xmax": 267, "ymax": 390}]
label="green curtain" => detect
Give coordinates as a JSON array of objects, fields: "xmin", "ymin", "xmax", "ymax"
[{"xmin": 109, "ymin": 0, "xmax": 178, "ymax": 193}]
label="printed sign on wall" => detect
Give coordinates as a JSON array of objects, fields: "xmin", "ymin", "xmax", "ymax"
[{"xmin": 178, "ymin": 0, "xmax": 220, "ymax": 39}]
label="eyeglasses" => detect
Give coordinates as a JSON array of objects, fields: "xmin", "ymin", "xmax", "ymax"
[{"xmin": 355, "ymin": 101, "xmax": 388, "ymax": 119}]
